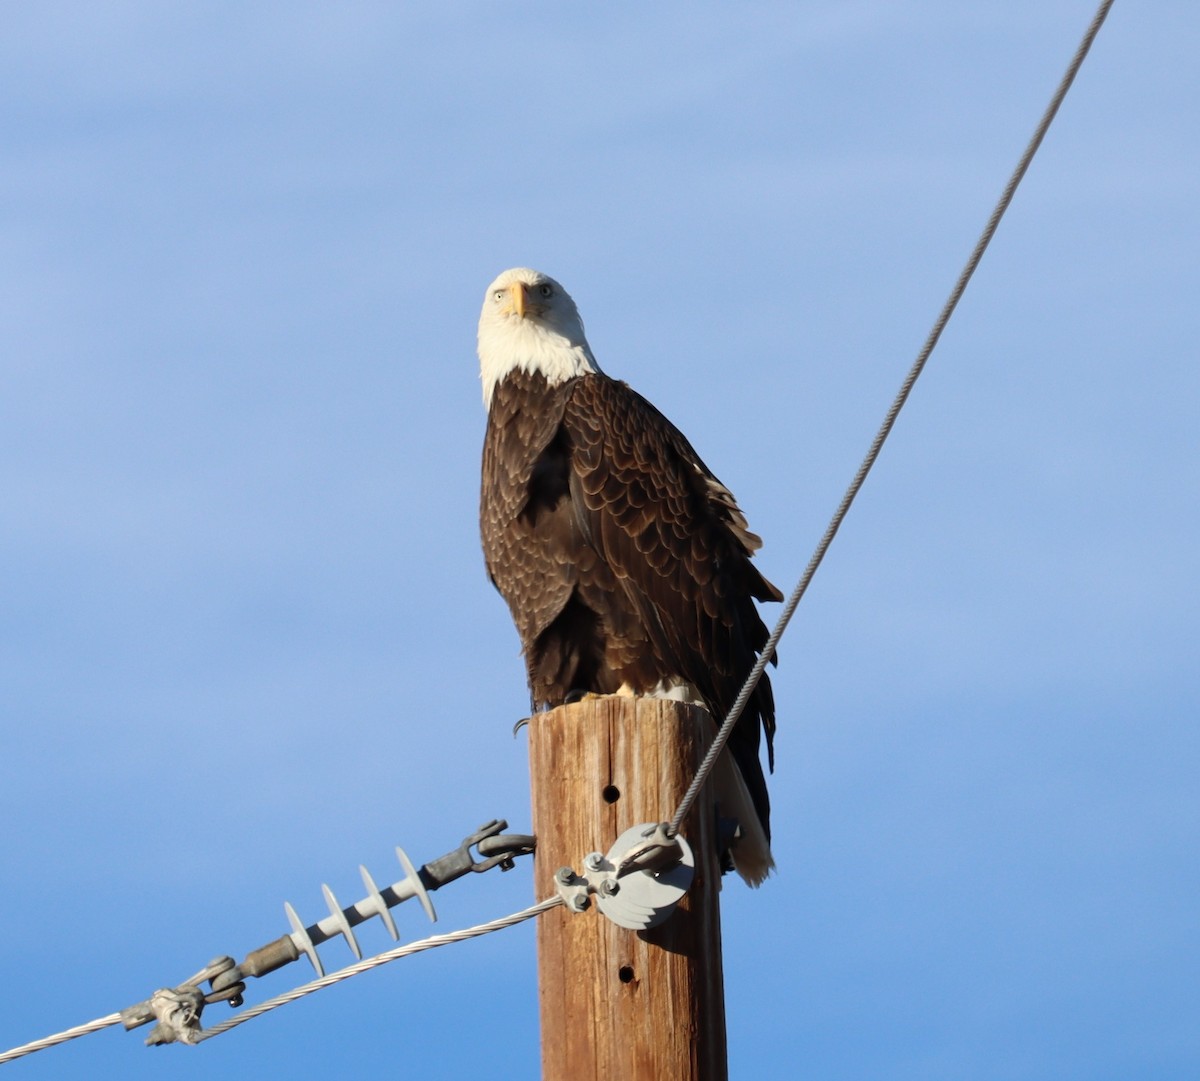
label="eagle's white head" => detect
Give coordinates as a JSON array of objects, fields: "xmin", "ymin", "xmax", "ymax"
[{"xmin": 477, "ymin": 267, "xmax": 601, "ymax": 407}]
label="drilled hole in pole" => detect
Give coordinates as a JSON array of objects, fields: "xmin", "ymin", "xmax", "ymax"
[
  {"xmin": 618, "ymin": 965, "xmax": 635, "ymax": 984},
  {"xmin": 601, "ymin": 784, "xmax": 620, "ymax": 804}
]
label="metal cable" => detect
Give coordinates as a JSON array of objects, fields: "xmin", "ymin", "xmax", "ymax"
[
  {"xmin": 668, "ymin": 0, "xmax": 1117, "ymax": 839},
  {"xmin": 195, "ymin": 896, "xmax": 564, "ymax": 1042},
  {"xmin": 0, "ymin": 898, "xmax": 563, "ymax": 1061},
  {"xmin": 0, "ymin": 1012, "xmax": 124, "ymax": 1066}
]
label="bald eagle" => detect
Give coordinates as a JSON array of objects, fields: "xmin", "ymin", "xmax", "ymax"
[{"xmin": 478, "ymin": 268, "xmax": 780, "ymax": 885}]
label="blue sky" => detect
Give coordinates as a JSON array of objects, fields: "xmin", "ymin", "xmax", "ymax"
[{"xmin": 2, "ymin": 3, "xmax": 1196, "ymax": 1078}]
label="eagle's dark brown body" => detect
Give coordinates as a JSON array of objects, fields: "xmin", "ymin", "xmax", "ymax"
[{"xmin": 481, "ymin": 367, "xmax": 781, "ymax": 838}]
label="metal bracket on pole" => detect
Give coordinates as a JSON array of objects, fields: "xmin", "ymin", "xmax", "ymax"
[
  {"xmin": 553, "ymin": 866, "xmax": 592, "ymax": 913},
  {"xmin": 555, "ymin": 823, "xmax": 695, "ymax": 931}
]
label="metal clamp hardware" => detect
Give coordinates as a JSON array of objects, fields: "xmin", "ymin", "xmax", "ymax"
[
  {"xmin": 555, "ymin": 823, "xmax": 695, "ymax": 931},
  {"xmin": 427, "ymin": 819, "xmax": 536, "ymax": 880},
  {"xmin": 120, "ymin": 957, "xmax": 237, "ymax": 1046},
  {"xmin": 614, "ymin": 822, "xmax": 683, "ymax": 878},
  {"xmin": 553, "ymin": 866, "xmax": 592, "ymax": 913}
]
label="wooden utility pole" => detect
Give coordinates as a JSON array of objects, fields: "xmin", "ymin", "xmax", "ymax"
[{"xmin": 529, "ymin": 697, "xmax": 727, "ymax": 1081}]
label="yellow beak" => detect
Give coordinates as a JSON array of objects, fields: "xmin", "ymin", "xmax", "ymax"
[{"xmin": 511, "ymin": 282, "xmax": 526, "ymax": 318}]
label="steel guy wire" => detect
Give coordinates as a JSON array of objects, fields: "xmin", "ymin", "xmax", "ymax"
[
  {"xmin": 0, "ymin": 898, "xmax": 563, "ymax": 1063},
  {"xmin": 668, "ymin": 0, "xmax": 1118, "ymax": 839},
  {"xmin": 0, "ymin": 1013, "xmax": 124, "ymax": 1067},
  {"xmin": 195, "ymin": 896, "xmax": 564, "ymax": 1042}
]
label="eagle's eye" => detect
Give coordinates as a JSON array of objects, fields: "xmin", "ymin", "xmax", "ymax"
[
  {"xmin": 538, "ymin": 283, "xmax": 554, "ymax": 298},
  {"xmin": 493, "ymin": 290, "xmax": 506, "ymax": 303}
]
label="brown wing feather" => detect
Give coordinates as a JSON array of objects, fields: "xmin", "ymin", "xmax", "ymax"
[
  {"xmin": 480, "ymin": 372, "xmax": 578, "ymax": 655},
  {"xmin": 561, "ymin": 374, "xmax": 779, "ymax": 831}
]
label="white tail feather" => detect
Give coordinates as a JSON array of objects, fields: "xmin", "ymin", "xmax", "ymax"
[{"xmin": 712, "ymin": 751, "xmax": 775, "ymax": 887}]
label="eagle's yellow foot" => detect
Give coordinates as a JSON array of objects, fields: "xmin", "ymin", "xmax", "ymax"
[
  {"xmin": 565, "ymin": 684, "xmax": 640, "ymax": 704},
  {"xmin": 563, "ymin": 689, "xmax": 606, "ymax": 704}
]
